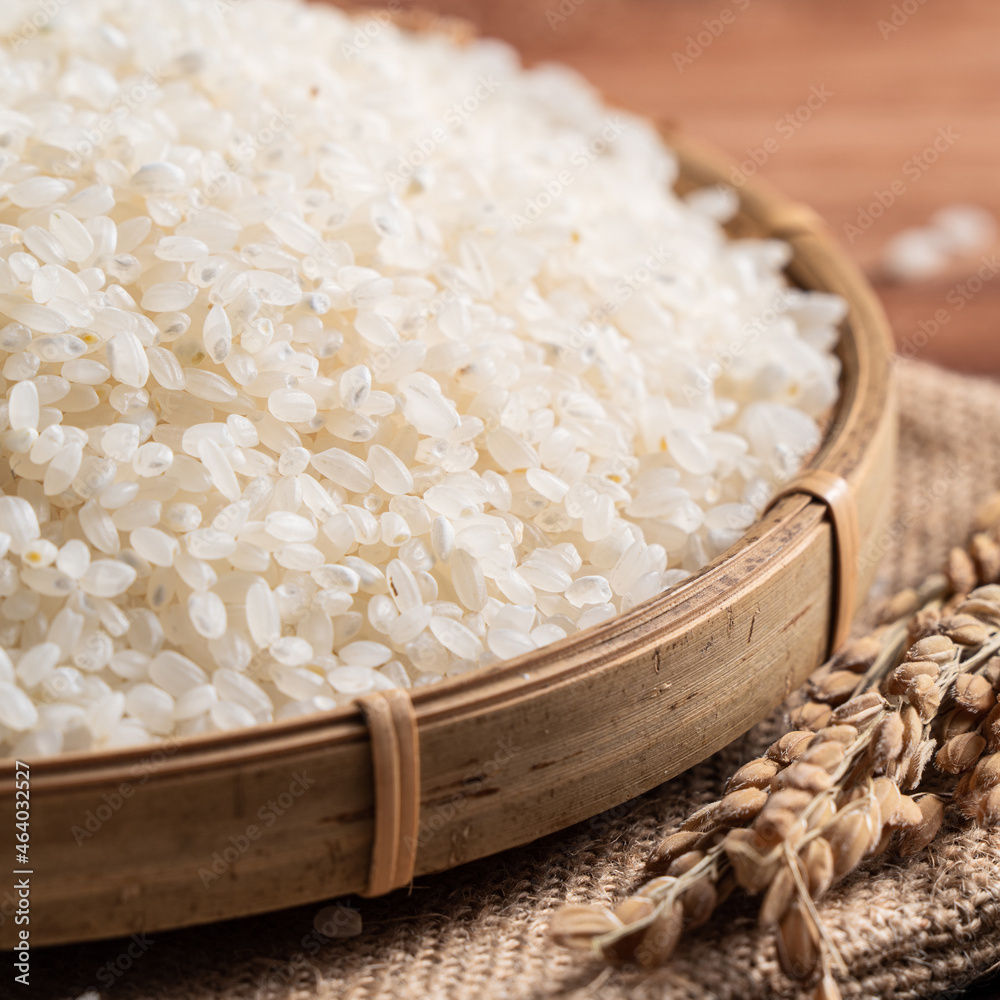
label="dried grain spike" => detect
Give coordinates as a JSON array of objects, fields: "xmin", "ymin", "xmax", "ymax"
[
  {"xmin": 903, "ymin": 739, "xmax": 938, "ymax": 789},
  {"xmin": 754, "ymin": 807, "xmax": 808, "ymax": 848},
  {"xmin": 908, "ymin": 606, "xmax": 943, "ymax": 643},
  {"xmin": 975, "ymin": 786, "xmax": 1000, "ymax": 826},
  {"xmin": 771, "ymin": 762, "xmax": 834, "ymax": 794},
  {"xmin": 758, "ymin": 861, "xmax": 797, "ymax": 929},
  {"xmin": 868, "ymin": 823, "xmax": 893, "ymax": 858},
  {"xmin": 971, "ymin": 584, "xmax": 1000, "ymax": 604},
  {"xmin": 601, "ymin": 896, "xmax": 654, "ymax": 962},
  {"xmin": 954, "ymin": 674, "xmax": 996, "ymax": 717},
  {"xmin": 830, "ymin": 691, "xmax": 885, "ymax": 728},
  {"xmin": 870, "ymin": 712, "xmax": 905, "ymax": 772},
  {"xmin": 665, "ymin": 849, "xmax": 705, "ymax": 878},
  {"xmin": 726, "ymin": 757, "xmax": 781, "ymax": 793},
  {"xmin": 899, "ymin": 704, "xmax": 924, "ymax": 755},
  {"xmin": 812, "ymin": 669, "xmax": 861, "ymax": 704},
  {"xmin": 891, "ymin": 794, "xmax": 924, "ymax": 829},
  {"xmin": 936, "ymin": 732, "xmax": 987, "ymax": 773},
  {"xmin": 948, "ymin": 545, "xmax": 977, "ymax": 596},
  {"xmin": 799, "ymin": 740, "xmax": 845, "ymax": 772},
  {"xmin": 974, "ymin": 492, "xmax": 1000, "ymax": 533},
  {"xmin": 777, "ymin": 901, "xmax": 821, "ymax": 980},
  {"xmin": 647, "ymin": 830, "xmax": 704, "ymax": 872},
  {"xmin": 815, "ymin": 970, "xmax": 844, "ymax": 1000},
  {"xmin": 872, "ymin": 776, "xmax": 902, "ymax": 825},
  {"xmin": 709, "ymin": 786, "xmax": 769, "ymax": 826},
  {"xmin": 634, "ymin": 875, "xmax": 675, "ymax": 899},
  {"xmin": 634, "ymin": 900, "xmax": 684, "ymax": 967},
  {"xmin": 955, "ymin": 773, "xmax": 979, "ymax": 819},
  {"xmin": 897, "ymin": 795, "xmax": 945, "ymax": 855},
  {"xmin": 984, "ymin": 703, "xmax": 1000, "ymax": 752},
  {"xmin": 679, "ymin": 800, "xmax": 721, "ymax": 833},
  {"xmin": 701, "ymin": 827, "xmax": 730, "ymax": 851},
  {"xmin": 941, "ymin": 613, "xmax": 992, "ymax": 647},
  {"xmin": 829, "ymin": 634, "xmax": 882, "ymax": 673},
  {"xmin": 789, "ymin": 701, "xmax": 833, "ymax": 731},
  {"xmin": 612, "ymin": 895, "xmax": 655, "ymax": 926},
  {"xmin": 877, "ymin": 587, "xmax": 921, "ymax": 625},
  {"xmin": 826, "ymin": 804, "xmax": 880, "ymax": 883},
  {"xmin": 906, "ymin": 634, "xmax": 957, "ymax": 665},
  {"xmin": 972, "ymin": 753, "xmax": 1000, "ymax": 792},
  {"xmin": 766, "ymin": 731, "xmax": 815, "ymax": 765},
  {"xmin": 940, "ymin": 707, "xmax": 981, "ymax": 739},
  {"xmin": 761, "ymin": 788, "xmax": 815, "ymax": 816},
  {"xmin": 885, "ymin": 659, "xmax": 940, "ymax": 696},
  {"xmin": 548, "ymin": 904, "xmax": 620, "ymax": 950},
  {"xmin": 814, "ymin": 724, "xmax": 859, "ymax": 748},
  {"xmin": 907, "ymin": 674, "xmax": 942, "ymax": 722},
  {"xmin": 983, "ymin": 654, "xmax": 1000, "ymax": 688},
  {"xmin": 957, "ymin": 597, "xmax": 1000, "ymax": 627},
  {"xmin": 806, "ymin": 797, "xmax": 838, "ymax": 832},
  {"xmin": 679, "ymin": 880, "xmax": 717, "ymax": 928},
  {"xmin": 723, "ymin": 828, "xmax": 778, "ymax": 893},
  {"xmin": 971, "ymin": 532, "xmax": 1000, "ymax": 584},
  {"xmin": 801, "ymin": 837, "xmax": 834, "ymax": 898}
]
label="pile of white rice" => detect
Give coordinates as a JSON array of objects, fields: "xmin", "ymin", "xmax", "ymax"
[{"xmin": 0, "ymin": 0, "xmax": 843, "ymax": 757}]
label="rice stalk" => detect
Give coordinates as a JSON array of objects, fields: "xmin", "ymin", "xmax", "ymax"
[{"xmin": 550, "ymin": 492, "xmax": 1000, "ymax": 999}]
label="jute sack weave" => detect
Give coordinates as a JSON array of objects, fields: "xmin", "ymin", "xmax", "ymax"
[{"xmin": 38, "ymin": 357, "xmax": 1000, "ymax": 999}]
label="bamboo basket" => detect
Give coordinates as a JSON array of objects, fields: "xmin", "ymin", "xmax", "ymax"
[{"xmin": 0, "ymin": 127, "xmax": 895, "ymax": 949}]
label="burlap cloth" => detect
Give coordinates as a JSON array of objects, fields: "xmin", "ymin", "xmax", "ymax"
[{"xmin": 40, "ymin": 358, "xmax": 1000, "ymax": 1000}]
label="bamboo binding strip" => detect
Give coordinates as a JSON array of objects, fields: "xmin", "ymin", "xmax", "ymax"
[
  {"xmin": 355, "ymin": 688, "xmax": 421, "ymax": 896},
  {"xmin": 766, "ymin": 470, "xmax": 861, "ymax": 654}
]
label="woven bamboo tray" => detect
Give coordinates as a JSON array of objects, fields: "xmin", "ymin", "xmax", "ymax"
[{"xmin": 0, "ymin": 126, "xmax": 895, "ymax": 949}]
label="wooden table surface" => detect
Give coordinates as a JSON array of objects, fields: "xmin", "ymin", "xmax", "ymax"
[{"xmin": 347, "ymin": 0, "xmax": 1000, "ymax": 375}]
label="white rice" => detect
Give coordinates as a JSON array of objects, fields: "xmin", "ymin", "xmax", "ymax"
[{"xmin": 0, "ymin": 0, "xmax": 844, "ymax": 757}]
